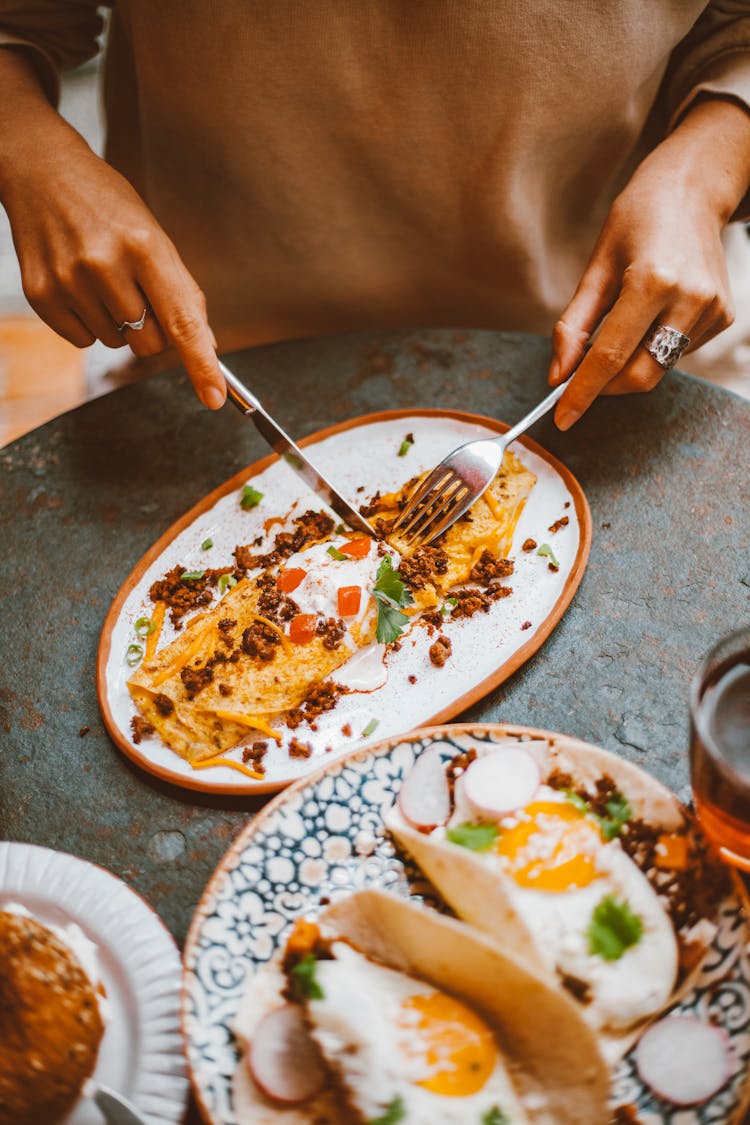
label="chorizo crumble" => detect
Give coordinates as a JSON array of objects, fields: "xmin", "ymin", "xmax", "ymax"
[
  {"xmin": 130, "ymin": 715, "xmax": 155, "ymax": 744},
  {"xmin": 429, "ymin": 635, "xmax": 452, "ymax": 667},
  {"xmin": 235, "ymin": 509, "xmax": 335, "ymax": 570},
  {"xmin": 548, "ymin": 516, "xmax": 569, "ymax": 533}
]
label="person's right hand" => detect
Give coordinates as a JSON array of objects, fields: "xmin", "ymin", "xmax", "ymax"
[{"xmin": 3, "ymin": 116, "xmax": 226, "ymax": 409}]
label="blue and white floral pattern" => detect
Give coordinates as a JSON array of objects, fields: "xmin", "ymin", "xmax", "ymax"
[{"xmin": 183, "ymin": 727, "xmax": 750, "ymax": 1124}]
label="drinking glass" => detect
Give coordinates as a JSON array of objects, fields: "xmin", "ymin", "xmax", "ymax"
[{"xmin": 690, "ymin": 626, "xmax": 750, "ymax": 870}]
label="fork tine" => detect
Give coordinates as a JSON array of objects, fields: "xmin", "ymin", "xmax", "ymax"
[
  {"xmin": 401, "ymin": 484, "xmax": 470, "ymax": 546},
  {"xmin": 396, "ymin": 473, "xmax": 464, "ymax": 541},
  {"xmin": 393, "ymin": 465, "xmax": 458, "ymax": 535},
  {"xmin": 418, "ymin": 487, "xmax": 474, "ymax": 544},
  {"xmin": 391, "ymin": 464, "xmax": 453, "ymax": 533}
]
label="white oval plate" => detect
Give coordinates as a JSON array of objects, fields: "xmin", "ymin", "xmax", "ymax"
[
  {"xmin": 0, "ymin": 842, "xmax": 188, "ymax": 1125},
  {"xmin": 98, "ymin": 409, "xmax": 590, "ymax": 794},
  {"xmin": 182, "ymin": 724, "xmax": 750, "ymax": 1125}
]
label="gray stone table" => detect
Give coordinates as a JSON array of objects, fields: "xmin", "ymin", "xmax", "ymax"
[{"xmin": 1, "ymin": 329, "xmax": 749, "ymax": 1123}]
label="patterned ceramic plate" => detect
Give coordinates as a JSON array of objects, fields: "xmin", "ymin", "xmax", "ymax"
[
  {"xmin": 98, "ymin": 409, "xmax": 590, "ymax": 794},
  {"xmin": 182, "ymin": 723, "xmax": 750, "ymax": 1125},
  {"xmin": 0, "ymin": 841, "xmax": 188, "ymax": 1125}
]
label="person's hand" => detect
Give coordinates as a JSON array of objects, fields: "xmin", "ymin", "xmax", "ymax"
[
  {"xmin": 2, "ymin": 102, "xmax": 225, "ymax": 409},
  {"xmin": 548, "ymin": 98, "xmax": 750, "ymax": 430}
]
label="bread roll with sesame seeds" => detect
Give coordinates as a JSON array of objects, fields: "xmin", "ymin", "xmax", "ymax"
[{"xmin": 0, "ymin": 910, "xmax": 104, "ymax": 1125}]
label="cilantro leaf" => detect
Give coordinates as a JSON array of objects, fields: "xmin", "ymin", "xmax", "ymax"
[
  {"xmin": 373, "ymin": 556, "xmax": 414, "ymax": 607},
  {"xmin": 600, "ymin": 792, "xmax": 633, "ymax": 841},
  {"xmin": 289, "ymin": 953, "xmax": 324, "ymax": 1000},
  {"xmin": 371, "ymin": 557, "xmax": 414, "ymax": 643},
  {"xmin": 327, "ymin": 545, "xmax": 348, "ymax": 561},
  {"xmin": 482, "ymin": 1109, "xmax": 511, "ymax": 1125},
  {"xmin": 240, "ymin": 484, "xmax": 264, "ymax": 510},
  {"xmin": 372, "ymin": 591, "xmax": 410, "ymax": 644},
  {"xmin": 445, "ymin": 822, "xmax": 499, "ymax": 851},
  {"xmin": 588, "ymin": 896, "xmax": 643, "ymax": 961},
  {"xmin": 537, "ymin": 542, "xmax": 559, "ymax": 570},
  {"xmin": 369, "ymin": 1096, "xmax": 406, "ymax": 1125}
]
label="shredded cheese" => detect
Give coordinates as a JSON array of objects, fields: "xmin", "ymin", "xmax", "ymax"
[
  {"xmin": 151, "ymin": 630, "xmax": 208, "ymax": 687},
  {"xmin": 144, "ymin": 601, "xmax": 166, "ymax": 662},
  {"xmin": 201, "ymin": 709, "xmax": 283, "ymax": 743},
  {"xmin": 191, "ymin": 756, "xmax": 265, "ymax": 780}
]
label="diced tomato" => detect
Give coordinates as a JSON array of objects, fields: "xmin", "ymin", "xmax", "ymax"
[
  {"xmin": 289, "ymin": 614, "xmax": 317, "ymax": 644},
  {"xmin": 338, "ymin": 586, "xmax": 362, "ymax": 616},
  {"xmin": 277, "ymin": 567, "xmax": 306, "ymax": 594},
  {"xmin": 341, "ymin": 537, "xmax": 371, "ymax": 559},
  {"xmin": 655, "ymin": 833, "xmax": 689, "ymax": 870}
]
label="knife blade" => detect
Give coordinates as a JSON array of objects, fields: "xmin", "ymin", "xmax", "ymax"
[
  {"xmin": 93, "ymin": 1085, "xmax": 147, "ymax": 1125},
  {"xmin": 219, "ymin": 361, "xmax": 375, "ymax": 536}
]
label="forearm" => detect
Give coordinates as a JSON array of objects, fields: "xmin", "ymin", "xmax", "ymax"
[
  {"xmin": 644, "ymin": 96, "xmax": 750, "ymax": 225},
  {"xmin": 0, "ymin": 47, "xmax": 88, "ymax": 204}
]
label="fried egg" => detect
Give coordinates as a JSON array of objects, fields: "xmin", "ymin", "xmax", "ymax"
[
  {"xmin": 306, "ymin": 941, "xmax": 529, "ymax": 1124},
  {"xmin": 448, "ymin": 784, "xmax": 679, "ymax": 1033}
]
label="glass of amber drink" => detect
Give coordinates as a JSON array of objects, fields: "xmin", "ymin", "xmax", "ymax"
[{"xmin": 690, "ymin": 627, "xmax": 750, "ymax": 870}]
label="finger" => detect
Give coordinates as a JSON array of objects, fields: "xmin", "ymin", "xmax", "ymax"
[
  {"xmin": 69, "ymin": 293, "xmax": 129, "ymax": 349},
  {"xmin": 22, "ymin": 274, "xmax": 96, "ymax": 348},
  {"xmin": 553, "ymin": 284, "xmax": 662, "ymax": 429},
  {"xmin": 98, "ymin": 278, "xmax": 167, "ymax": 356},
  {"xmin": 602, "ymin": 309, "xmax": 699, "ymax": 395},
  {"xmin": 136, "ymin": 255, "xmax": 225, "ymax": 409},
  {"xmin": 681, "ymin": 294, "xmax": 734, "ymax": 354},
  {"xmin": 548, "ymin": 257, "xmax": 618, "ymax": 387}
]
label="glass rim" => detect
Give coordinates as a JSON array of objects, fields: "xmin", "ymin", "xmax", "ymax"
[{"xmin": 690, "ymin": 625, "xmax": 750, "ymax": 769}]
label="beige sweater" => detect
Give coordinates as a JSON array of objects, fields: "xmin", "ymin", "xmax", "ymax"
[{"xmin": 2, "ymin": 2, "xmax": 750, "ymax": 353}]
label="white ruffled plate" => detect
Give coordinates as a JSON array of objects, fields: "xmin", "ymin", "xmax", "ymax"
[{"xmin": 0, "ymin": 841, "xmax": 187, "ymax": 1125}]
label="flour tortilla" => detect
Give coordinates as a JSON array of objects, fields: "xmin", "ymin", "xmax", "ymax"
[
  {"xmin": 232, "ymin": 888, "xmax": 609, "ymax": 1124},
  {"xmin": 386, "ymin": 732, "xmax": 710, "ymax": 1063}
]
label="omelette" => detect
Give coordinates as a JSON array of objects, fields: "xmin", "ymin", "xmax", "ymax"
[{"xmin": 127, "ymin": 451, "xmax": 536, "ymax": 765}]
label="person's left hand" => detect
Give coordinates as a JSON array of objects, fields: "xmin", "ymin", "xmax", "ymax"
[{"xmin": 547, "ymin": 99, "xmax": 750, "ymax": 430}]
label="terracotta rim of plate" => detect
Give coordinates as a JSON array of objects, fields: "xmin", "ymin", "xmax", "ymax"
[
  {"xmin": 97, "ymin": 408, "xmax": 592, "ymax": 794},
  {"xmin": 180, "ymin": 720, "xmax": 750, "ymax": 1125}
]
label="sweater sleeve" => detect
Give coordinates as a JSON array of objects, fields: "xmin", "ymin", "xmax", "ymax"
[
  {"xmin": 0, "ymin": 2, "xmax": 104, "ymax": 105},
  {"xmin": 662, "ymin": 1, "xmax": 750, "ymax": 219}
]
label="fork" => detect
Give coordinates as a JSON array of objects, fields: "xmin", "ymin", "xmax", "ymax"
[{"xmin": 390, "ymin": 375, "xmax": 573, "ymax": 546}]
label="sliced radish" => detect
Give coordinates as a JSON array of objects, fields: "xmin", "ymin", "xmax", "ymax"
[
  {"xmin": 634, "ymin": 1015, "xmax": 732, "ymax": 1106},
  {"xmin": 248, "ymin": 1003, "xmax": 327, "ymax": 1105},
  {"xmin": 462, "ymin": 747, "xmax": 540, "ymax": 819},
  {"xmin": 398, "ymin": 747, "xmax": 451, "ymax": 832}
]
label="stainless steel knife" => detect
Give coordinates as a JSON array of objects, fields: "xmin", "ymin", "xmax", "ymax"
[{"xmin": 219, "ymin": 360, "xmax": 375, "ymax": 536}]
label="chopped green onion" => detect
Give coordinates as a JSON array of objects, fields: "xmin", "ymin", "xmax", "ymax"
[
  {"xmin": 482, "ymin": 1109, "xmax": 510, "ymax": 1125},
  {"xmin": 335, "ymin": 523, "xmax": 346, "ymax": 534},
  {"xmin": 134, "ymin": 616, "xmax": 156, "ymax": 638},
  {"xmin": 362, "ymin": 719, "xmax": 379, "ymax": 738},
  {"xmin": 327, "ymin": 545, "xmax": 348, "ymax": 561},
  {"xmin": 588, "ymin": 895, "xmax": 643, "ymax": 961},
  {"xmin": 290, "ymin": 953, "xmax": 324, "ymax": 1000},
  {"xmin": 181, "ymin": 570, "xmax": 205, "ymax": 582},
  {"xmin": 445, "ymin": 822, "xmax": 499, "ymax": 851},
  {"xmin": 441, "ymin": 596, "xmax": 458, "ymax": 616},
  {"xmin": 537, "ymin": 543, "xmax": 559, "ymax": 570},
  {"xmin": 369, "ymin": 1097, "xmax": 406, "ymax": 1125},
  {"xmin": 218, "ymin": 573, "xmax": 238, "ymax": 594},
  {"xmin": 599, "ymin": 792, "xmax": 633, "ymax": 841},
  {"xmin": 240, "ymin": 484, "xmax": 264, "ymax": 510},
  {"xmin": 201, "ymin": 537, "xmax": 213, "ymax": 550},
  {"xmin": 397, "ymin": 434, "xmax": 414, "ymax": 457},
  {"xmin": 126, "ymin": 643, "xmax": 143, "ymax": 667}
]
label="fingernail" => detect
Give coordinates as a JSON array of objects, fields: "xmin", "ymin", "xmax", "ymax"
[
  {"xmin": 549, "ymin": 359, "xmax": 560, "ymax": 385},
  {"xmin": 555, "ymin": 408, "xmax": 576, "ymax": 431},
  {"xmin": 203, "ymin": 386, "xmax": 225, "ymax": 410}
]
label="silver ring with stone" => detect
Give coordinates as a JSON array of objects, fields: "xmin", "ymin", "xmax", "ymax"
[
  {"xmin": 117, "ymin": 307, "xmax": 148, "ymax": 333},
  {"xmin": 644, "ymin": 323, "xmax": 691, "ymax": 371}
]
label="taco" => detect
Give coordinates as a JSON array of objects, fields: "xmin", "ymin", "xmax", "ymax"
[
  {"xmin": 231, "ymin": 888, "xmax": 609, "ymax": 1124},
  {"xmin": 386, "ymin": 732, "xmax": 730, "ymax": 1062}
]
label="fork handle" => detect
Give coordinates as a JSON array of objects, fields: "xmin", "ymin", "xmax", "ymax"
[{"xmin": 500, "ymin": 376, "xmax": 571, "ymax": 447}]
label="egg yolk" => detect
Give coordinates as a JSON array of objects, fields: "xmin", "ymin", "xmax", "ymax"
[
  {"xmin": 398, "ymin": 991, "xmax": 496, "ymax": 1097},
  {"xmin": 495, "ymin": 799, "xmax": 603, "ymax": 891}
]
